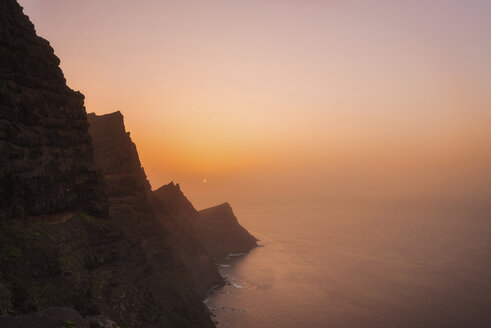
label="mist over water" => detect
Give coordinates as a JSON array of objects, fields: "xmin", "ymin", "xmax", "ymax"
[
  {"xmin": 196, "ymin": 123, "xmax": 491, "ymax": 327},
  {"xmin": 208, "ymin": 202, "xmax": 491, "ymax": 328}
]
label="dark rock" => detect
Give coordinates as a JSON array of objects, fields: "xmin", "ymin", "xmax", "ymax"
[
  {"xmin": 0, "ymin": 0, "xmax": 107, "ymax": 220},
  {"xmin": 0, "ymin": 307, "xmax": 88, "ymax": 328},
  {"xmin": 199, "ymin": 202, "xmax": 258, "ymax": 258},
  {"xmin": 151, "ymin": 192, "xmax": 225, "ymax": 295},
  {"xmin": 85, "ymin": 314, "xmax": 120, "ymax": 328},
  {"xmin": 154, "ymin": 183, "xmax": 257, "ymax": 259},
  {"xmin": 89, "ymin": 113, "xmax": 224, "ymax": 297},
  {"xmin": 87, "ymin": 112, "xmax": 150, "ymax": 202},
  {"xmin": 0, "ymin": 1, "xmax": 215, "ymax": 326},
  {"xmin": 0, "ymin": 283, "xmax": 12, "ymax": 315},
  {"xmin": 87, "ymin": 112, "xmax": 215, "ymax": 327}
]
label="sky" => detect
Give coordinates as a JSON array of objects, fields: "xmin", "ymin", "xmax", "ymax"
[{"xmin": 19, "ymin": 0, "xmax": 491, "ymax": 212}]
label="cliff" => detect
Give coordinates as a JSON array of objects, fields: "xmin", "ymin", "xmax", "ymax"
[
  {"xmin": 0, "ymin": 1, "xmax": 258, "ymax": 326},
  {"xmin": 87, "ymin": 112, "xmax": 216, "ymax": 326},
  {"xmin": 0, "ymin": 2, "xmax": 214, "ymax": 327},
  {"xmin": 89, "ymin": 114, "xmax": 224, "ymax": 296},
  {"xmin": 154, "ymin": 183, "xmax": 257, "ymax": 258},
  {"xmin": 87, "ymin": 112, "xmax": 151, "ymax": 204},
  {"xmin": 198, "ymin": 203, "xmax": 258, "ymax": 258},
  {"xmin": 0, "ymin": 0, "xmax": 107, "ymax": 220}
]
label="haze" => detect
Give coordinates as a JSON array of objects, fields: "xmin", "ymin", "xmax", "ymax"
[{"xmin": 19, "ymin": 0, "xmax": 491, "ymax": 213}]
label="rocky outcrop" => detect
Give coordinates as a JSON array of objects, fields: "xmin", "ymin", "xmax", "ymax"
[
  {"xmin": 153, "ymin": 182, "xmax": 197, "ymax": 219},
  {"xmin": 0, "ymin": 307, "xmax": 88, "ymax": 328},
  {"xmin": 153, "ymin": 183, "xmax": 257, "ymax": 258},
  {"xmin": 151, "ymin": 183, "xmax": 224, "ymax": 296},
  {"xmin": 199, "ymin": 203, "xmax": 258, "ymax": 258},
  {"xmin": 87, "ymin": 112, "xmax": 215, "ymax": 327},
  {"xmin": 0, "ymin": 0, "xmax": 107, "ymax": 220},
  {"xmin": 0, "ymin": 2, "xmax": 214, "ymax": 327},
  {"xmin": 87, "ymin": 112, "xmax": 150, "ymax": 203},
  {"xmin": 0, "ymin": 0, "xmax": 257, "ymax": 326},
  {"xmin": 89, "ymin": 114, "xmax": 223, "ymax": 296},
  {"xmin": 0, "ymin": 306, "xmax": 121, "ymax": 328},
  {"xmin": 0, "ymin": 210, "xmax": 214, "ymax": 327}
]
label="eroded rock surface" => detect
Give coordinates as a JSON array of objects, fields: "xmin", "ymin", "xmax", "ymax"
[
  {"xmin": 0, "ymin": 0, "xmax": 107, "ymax": 220},
  {"xmin": 0, "ymin": 307, "xmax": 88, "ymax": 328},
  {"xmin": 89, "ymin": 113, "xmax": 224, "ymax": 296},
  {"xmin": 151, "ymin": 182, "xmax": 224, "ymax": 295},
  {"xmin": 199, "ymin": 202, "xmax": 258, "ymax": 258},
  {"xmin": 87, "ymin": 112, "xmax": 215, "ymax": 327},
  {"xmin": 0, "ymin": 2, "xmax": 214, "ymax": 326},
  {"xmin": 154, "ymin": 182, "xmax": 257, "ymax": 259}
]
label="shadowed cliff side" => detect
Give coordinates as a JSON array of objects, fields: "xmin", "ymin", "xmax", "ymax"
[
  {"xmin": 89, "ymin": 112, "xmax": 224, "ymax": 297},
  {"xmin": 154, "ymin": 183, "xmax": 258, "ymax": 259},
  {"xmin": 199, "ymin": 202, "xmax": 258, "ymax": 258},
  {"xmin": 0, "ymin": 0, "xmax": 107, "ymax": 220},
  {"xmin": 87, "ymin": 111, "xmax": 216, "ymax": 327},
  {"xmin": 87, "ymin": 112, "xmax": 151, "ymax": 203},
  {"xmin": 0, "ymin": 1, "xmax": 215, "ymax": 326}
]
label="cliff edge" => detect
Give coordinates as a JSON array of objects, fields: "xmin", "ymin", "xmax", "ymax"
[
  {"xmin": 0, "ymin": 0, "xmax": 107, "ymax": 220},
  {"xmin": 89, "ymin": 113, "xmax": 224, "ymax": 297},
  {"xmin": 0, "ymin": 2, "xmax": 214, "ymax": 327},
  {"xmin": 154, "ymin": 183, "xmax": 258, "ymax": 258}
]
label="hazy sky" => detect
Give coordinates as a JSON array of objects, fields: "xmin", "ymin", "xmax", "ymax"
[{"xmin": 19, "ymin": 0, "xmax": 491, "ymax": 210}]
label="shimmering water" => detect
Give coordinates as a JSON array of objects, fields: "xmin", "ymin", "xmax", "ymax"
[{"xmin": 207, "ymin": 206, "xmax": 491, "ymax": 328}]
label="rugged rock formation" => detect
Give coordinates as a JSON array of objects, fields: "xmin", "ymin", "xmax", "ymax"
[
  {"xmin": 0, "ymin": 1, "xmax": 258, "ymax": 326},
  {"xmin": 154, "ymin": 183, "xmax": 257, "ymax": 258},
  {"xmin": 0, "ymin": 306, "xmax": 121, "ymax": 328},
  {"xmin": 0, "ymin": 307, "xmax": 88, "ymax": 328},
  {"xmin": 153, "ymin": 182, "xmax": 197, "ymax": 219},
  {"xmin": 0, "ymin": 0, "xmax": 107, "ymax": 220},
  {"xmin": 150, "ymin": 183, "xmax": 224, "ymax": 295},
  {"xmin": 87, "ymin": 112, "xmax": 150, "ymax": 202},
  {"xmin": 87, "ymin": 112, "xmax": 215, "ymax": 327},
  {"xmin": 0, "ymin": 210, "xmax": 215, "ymax": 327},
  {"xmin": 89, "ymin": 113, "xmax": 224, "ymax": 296},
  {"xmin": 0, "ymin": 2, "xmax": 214, "ymax": 327},
  {"xmin": 199, "ymin": 203, "xmax": 258, "ymax": 258}
]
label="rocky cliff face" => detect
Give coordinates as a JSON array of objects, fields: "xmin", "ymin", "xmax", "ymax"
[
  {"xmin": 1, "ymin": 1, "xmax": 258, "ymax": 326},
  {"xmin": 151, "ymin": 182, "xmax": 224, "ymax": 295},
  {"xmin": 87, "ymin": 112, "xmax": 215, "ymax": 326},
  {"xmin": 0, "ymin": 2, "xmax": 214, "ymax": 327},
  {"xmin": 89, "ymin": 114, "xmax": 224, "ymax": 297},
  {"xmin": 0, "ymin": 107, "xmax": 216, "ymax": 326},
  {"xmin": 153, "ymin": 183, "xmax": 257, "ymax": 259},
  {"xmin": 0, "ymin": 210, "xmax": 215, "ymax": 328},
  {"xmin": 87, "ymin": 112, "xmax": 151, "ymax": 205},
  {"xmin": 0, "ymin": 0, "xmax": 107, "ymax": 220},
  {"xmin": 198, "ymin": 203, "xmax": 258, "ymax": 258}
]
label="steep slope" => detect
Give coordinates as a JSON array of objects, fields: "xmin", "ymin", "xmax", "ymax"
[
  {"xmin": 0, "ymin": 2, "xmax": 214, "ymax": 327},
  {"xmin": 0, "ymin": 0, "xmax": 107, "ymax": 220},
  {"xmin": 153, "ymin": 182, "xmax": 197, "ymax": 218},
  {"xmin": 153, "ymin": 209, "xmax": 224, "ymax": 296},
  {"xmin": 153, "ymin": 183, "xmax": 257, "ymax": 259},
  {"xmin": 87, "ymin": 112, "xmax": 150, "ymax": 202},
  {"xmin": 87, "ymin": 112, "xmax": 215, "ymax": 327},
  {"xmin": 198, "ymin": 203, "xmax": 258, "ymax": 258},
  {"xmin": 89, "ymin": 114, "xmax": 224, "ymax": 297}
]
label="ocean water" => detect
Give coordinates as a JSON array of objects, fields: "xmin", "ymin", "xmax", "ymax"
[{"xmin": 207, "ymin": 205, "xmax": 491, "ymax": 328}]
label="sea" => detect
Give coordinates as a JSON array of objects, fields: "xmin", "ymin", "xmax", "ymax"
[{"xmin": 206, "ymin": 204, "xmax": 491, "ymax": 328}]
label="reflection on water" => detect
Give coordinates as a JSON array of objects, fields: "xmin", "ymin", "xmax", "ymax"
[{"xmin": 207, "ymin": 206, "xmax": 491, "ymax": 328}]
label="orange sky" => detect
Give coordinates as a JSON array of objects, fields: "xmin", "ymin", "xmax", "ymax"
[{"xmin": 19, "ymin": 0, "xmax": 491, "ymax": 211}]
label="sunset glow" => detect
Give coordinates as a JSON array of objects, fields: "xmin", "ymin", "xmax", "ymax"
[
  {"xmin": 18, "ymin": 0, "xmax": 491, "ymax": 210},
  {"xmin": 4, "ymin": 1, "xmax": 491, "ymax": 327}
]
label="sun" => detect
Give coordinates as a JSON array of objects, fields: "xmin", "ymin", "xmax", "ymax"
[{"xmin": 202, "ymin": 178, "xmax": 208, "ymax": 183}]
